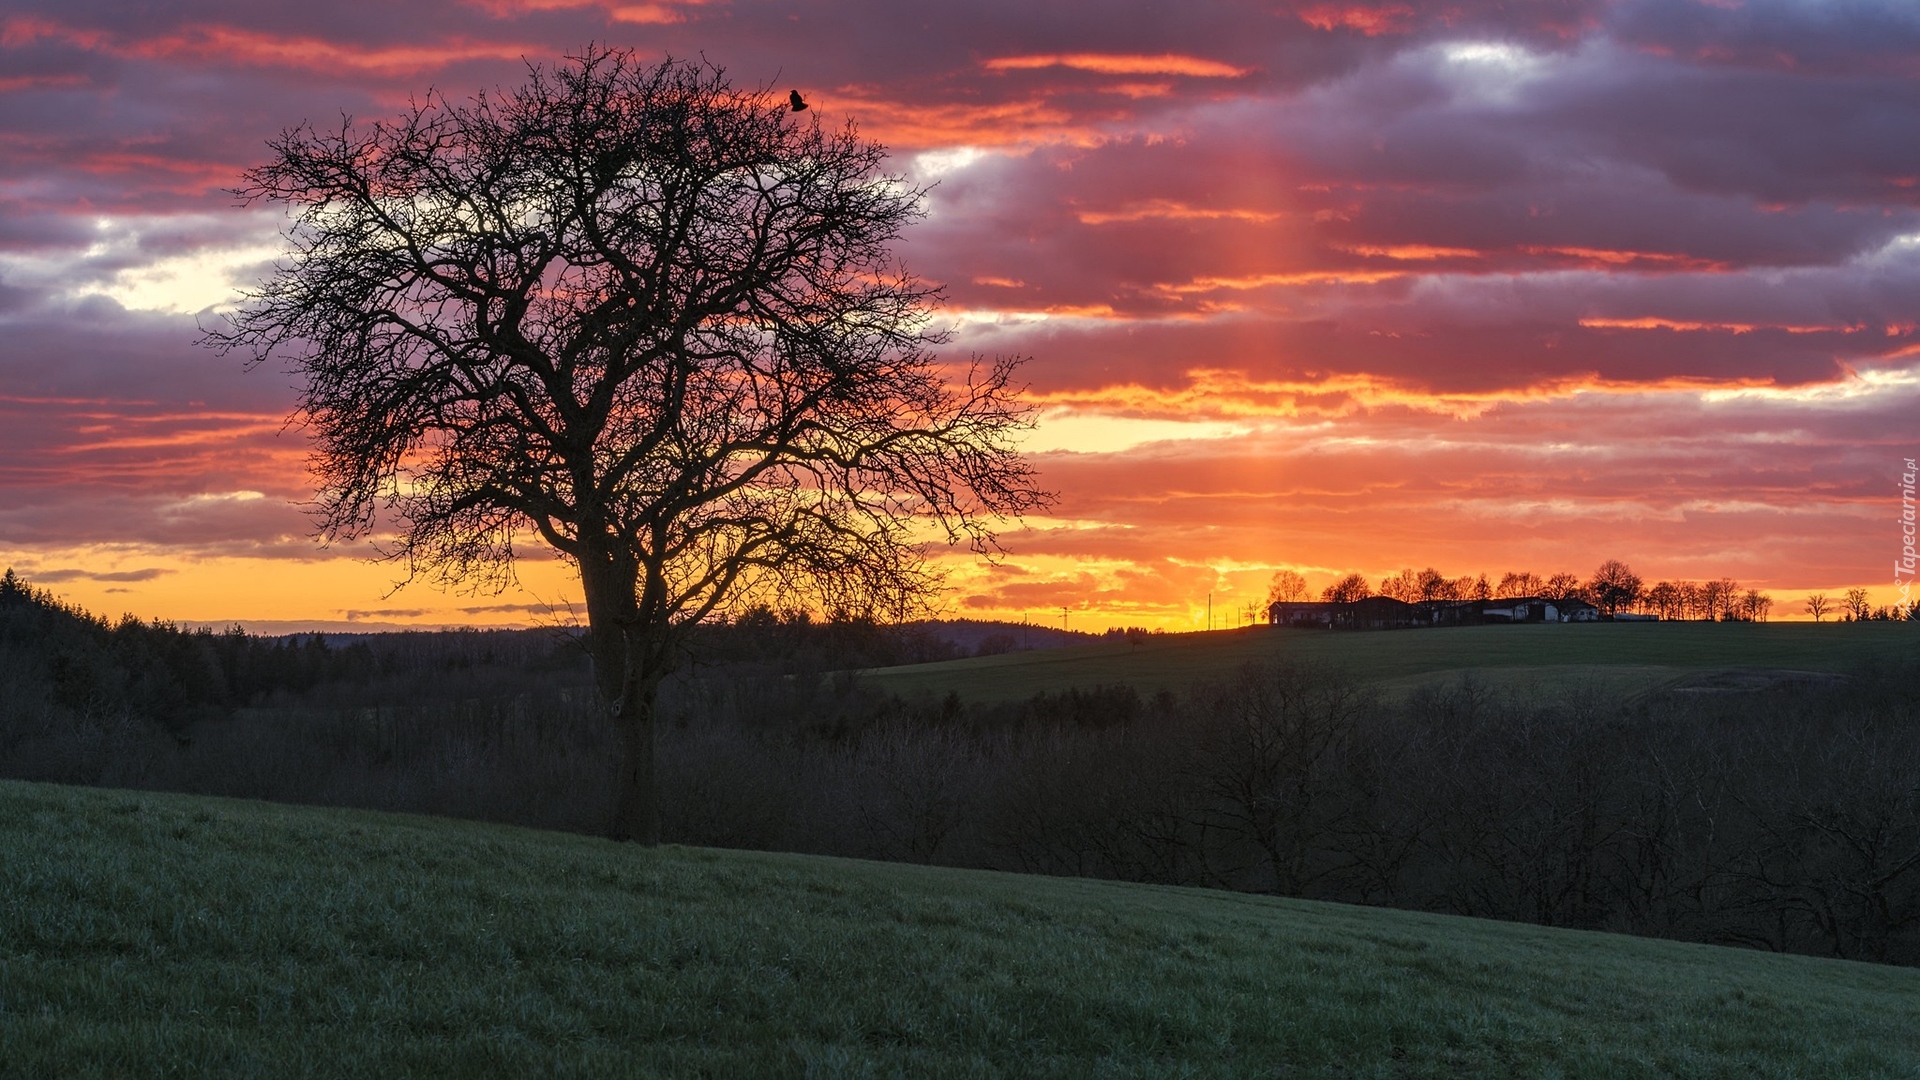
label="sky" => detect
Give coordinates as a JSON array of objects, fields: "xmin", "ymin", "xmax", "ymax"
[{"xmin": 1, "ymin": 0, "xmax": 1917, "ymax": 632}]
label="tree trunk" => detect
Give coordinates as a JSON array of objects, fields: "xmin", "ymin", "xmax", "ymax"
[
  {"xmin": 610, "ymin": 672, "xmax": 660, "ymax": 844},
  {"xmin": 578, "ymin": 543, "xmax": 662, "ymax": 844}
]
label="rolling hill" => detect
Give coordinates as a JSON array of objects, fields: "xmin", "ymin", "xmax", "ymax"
[
  {"xmin": 857, "ymin": 621, "xmax": 1917, "ymax": 704},
  {"xmin": 2, "ymin": 779, "xmax": 1915, "ymax": 1078}
]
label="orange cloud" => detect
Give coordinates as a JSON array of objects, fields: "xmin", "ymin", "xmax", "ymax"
[
  {"xmin": 823, "ymin": 91, "xmax": 1094, "ymax": 149},
  {"xmin": 1020, "ymin": 368, "xmax": 1795, "ymax": 423},
  {"xmin": 0, "ymin": 73, "xmax": 88, "ymax": 91},
  {"xmin": 1339, "ymin": 244, "xmax": 1482, "ymax": 260},
  {"xmin": 2, "ymin": 16, "xmax": 533, "ymax": 76},
  {"xmin": 459, "ymin": 0, "xmax": 706, "ymax": 17},
  {"xmin": 1294, "ymin": 3, "xmax": 1416, "ymax": 36},
  {"xmin": 984, "ymin": 54, "xmax": 1251, "ymax": 78},
  {"xmin": 1076, "ymin": 201, "xmax": 1287, "ymax": 225},
  {"xmin": 1154, "ymin": 269, "xmax": 1406, "ymax": 293},
  {"xmin": 1579, "ymin": 317, "xmax": 1860, "ymax": 335},
  {"xmin": 1521, "ymin": 246, "xmax": 1731, "ymax": 272}
]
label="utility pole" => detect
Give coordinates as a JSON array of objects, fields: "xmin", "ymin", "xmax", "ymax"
[
  {"xmin": 1207, "ymin": 592, "xmax": 1212, "ymax": 632},
  {"xmin": 1061, "ymin": 606, "xmax": 1068, "ymax": 632}
]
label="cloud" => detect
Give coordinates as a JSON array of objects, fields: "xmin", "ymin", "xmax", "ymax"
[
  {"xmin": 983, "ymin": 54, "xmax": 1252, "ymax": 78},
  {"xmin": 2, "ymin": 0, "xmax": 1916, "ymax": 626},
  {"xmin": 461, "ymin": 601, "xmax": 580, "ymax": 615},
  {"xmin": 341, "ymin": 608, "xmax": 433, "ymax": 621},
  {"xmin": 21, "ymin": 567, "xmax": 171, "ymax": 583}
]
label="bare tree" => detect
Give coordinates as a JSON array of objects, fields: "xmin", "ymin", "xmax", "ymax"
[
  {"xmin": 1378, "ymin": 568, "xmax": 1419, "ymax": 603},
  {"xmin": 1497, "ymin": 571, "xmax": 1544, "ymax": 598},
  {"xmin": 1265, "ymin": 569, "xmax": 1308, "ymax": 605},
  {"xmin": 206, "ymin": 50, "xmax": 1045, "ymax": 842},
  {"xmin": 1542, "ymin": 572, "xmax": 1585, "ymax": 601},
  {"xmin": 1416, "ymin": 567, "xmax": 1454, "ymax": 602},
  {"xmin": 1322, "ymin": 573, "xmax": 1372, "ymax": 603},
  {"xmin": 1844, "ymin": 587, "xmax": 1873, "ymax": 622},
  {"xmin": 1804, "ymin": 593, "xmax": 1830, "ymax": 622},
  {"xmin": 1587, "ymin": 559, "xmax": 1643, "ymax": 616},
  {"xmin": 1191, "ymin": 663, "xmax": 1371, "ymax": 894},
  {"xmin": 1700, "ymin": 579, "xmax": 1742, "ymax": 621},
  {"xmin": 1676, "ymin": 581, "xmax": 1704, "ymax": 620},
  {"xmin": 1645, "ymin": 581, "xmax": 1680, "ymax": 620}
]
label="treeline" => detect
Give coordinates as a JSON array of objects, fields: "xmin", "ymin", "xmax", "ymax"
[
  {"xmin": 1805, "ymin": 587, "xmax": 1913, "ymax": 623},
  {"xmin": 0, "ymin": 566, "xmax": 1066, "ymax": 772},
  {"xmin": 1271, "ymin": 560, "xmax": 1907, "ymax": 621},
  {"xmin": 4, "ymin": 570, "xmax": 1916, "ymax": 967},
  {"xmin": 0, "ymin": 567, "xmax": 1034, "ymax": 732}
]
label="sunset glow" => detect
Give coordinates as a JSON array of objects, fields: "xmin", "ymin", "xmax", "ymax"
[{"xmin": 3, "ymin": 0, "xmax": 1917, "ymax": 630}]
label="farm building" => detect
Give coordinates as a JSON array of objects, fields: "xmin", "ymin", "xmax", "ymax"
[
  {"xmin": 1267, "ymin": 595, "xmax": 1608, "ymax": 630},
  {"xmin": 1478, "ymin": 597, "xmax": 1601, "ymax": 623},
  {"xmin": 1266, "ymin": 596, "xmax": 1425, "ymax": 629}
]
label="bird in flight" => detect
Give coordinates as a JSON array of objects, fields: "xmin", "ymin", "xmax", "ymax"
[{"xmin": 789, "ymin": 90, "xmax": 809, "ymax": 112}]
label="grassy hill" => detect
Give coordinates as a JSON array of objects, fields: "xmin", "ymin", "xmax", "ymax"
[
  {"xmin": 2, "ymin": 780, "xmax": 1916, "ymax": 1078},
  {"xmin": 860, "ymin": 621, "xmax": 1918, "ymax": 704}
]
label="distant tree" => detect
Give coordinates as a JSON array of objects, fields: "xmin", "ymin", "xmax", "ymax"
[
  {"xmin": 1644, "ymin": 581, "xmax": 1679, "ymax": 620},
  {"xmin": 1586, "ymin": 560, "xmax": 1643, "ymax": 616},
  {"xmin": 1458, "ymin": 574, "xmax": 1492, "ymax": 601},
  {"xmin": 1322, "ymin": 573, "xmax": 1372, "ymax": 604},
  {"xmin": 1265, "ymin": 570, "xmax": 1309, "ymax": 605},
  {"xmin": 1675, "ymin": 580, "xmax": 1703, "ymax": 620},
  {"xmin": 1804, "ymin": 593, "xmax": 1830, "ymax": 622},
  {"xmin": 1416, "ymin": 567, "xmax": 1453, "ymax": 602},
  {"xmin": 1844, "ymin": 588, "xmax": 1873, "ymax": 622},
  {"xmin": 206, "ymin": 50, "xmax": 1045, "ymax": 843},
  {"xmin": 1542, "ymin": 572, "xmax": 1584, "ymax": 601},
  {"xmin": 1693, "ymin": 579, "xmax": 1737, "ymax": 621},
  {"xmin": 1740, "ymin": 589, "xmax": 1773, "ymax": 622},
  {"xmin": 1378, "ymin": 568, "xmax": 1420, "ymax": 603},
  {"xmin": 1496, "ymin": 571, "xmax": 1544, "ymax": 598}
]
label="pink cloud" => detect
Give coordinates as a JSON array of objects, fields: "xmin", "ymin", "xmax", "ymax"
[{"xmin": 2, "ymin": 0, "xmax": 1917, "ymax": 624}]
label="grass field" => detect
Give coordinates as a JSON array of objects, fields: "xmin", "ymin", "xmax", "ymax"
[
  {"xmin": 861, "ymin": 621, "xmax": 1919, "ymax": 704},
  {"xmin": 3, "ymin": 780, "xmax": 1917, "ymax": 1078}
]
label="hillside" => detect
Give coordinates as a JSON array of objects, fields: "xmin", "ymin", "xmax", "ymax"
[
  {"xmin": 2, "ymin": 780, "xmax": 1915, "ymax": 1078},
  {"xmin": 858, "ymin": 621, "xmax": 1918, "ymax": 703}
]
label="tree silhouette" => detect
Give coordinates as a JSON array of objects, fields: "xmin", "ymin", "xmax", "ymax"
[
  {"xmin": 1265, "ymin": 569, "xmax": 1308, "ymax": 605},
  {"xmin": 1700, "ymin": 578, "xmax": 1742, "ymax": 621},
  {"xmin": 1586, "ymin": 559, "xmax": 1642, "ymax": 616},
  {"xmin": 1804, "ymin": 593, "xmax": 1830, "ymax": 622},
  {"xmin": 1379, "ymin": 568, "xmax": 1420, "ymax": 602},
  {"xmin": 1739, "ymin": 589, "xmax": 1774, "ymax": 622},
  {"xmin": 1496, "ymin": 570, "xmax": 1544, "ymax": 598},
  {"xmin": 1542, "ymin": 572, "xmax": 1584, "ymax": 602},
  {"xmin": 1844, "ymin": 588, "xmax": 1873, "ymax": 621},
  {"xmin": 207, "ymin": 50, "xmax": 1045, "ymax": 842},
  {"xmin": 1322, "ymin": 573, "xmax": 1372, "ymax": 603},
  {"xmin": 1415, "ymin": 567, "xmax": 1452, "ymax": 602}
]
